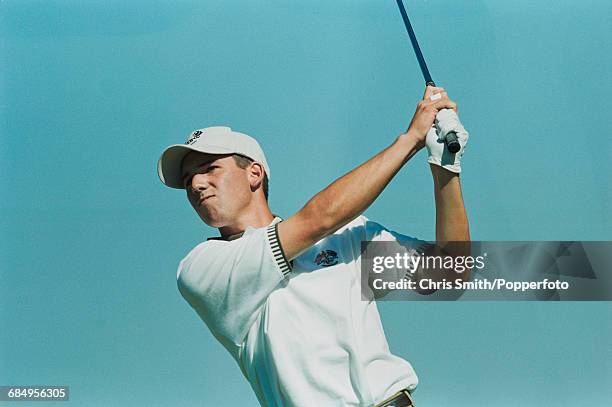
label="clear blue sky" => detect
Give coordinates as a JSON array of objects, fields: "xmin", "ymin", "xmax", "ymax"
[{"xmin": 1, "ymin": 0, "xmax": 611, "ymax": 405}]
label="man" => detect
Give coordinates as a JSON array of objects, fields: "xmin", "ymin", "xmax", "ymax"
[{"xmin": 157, "ymin": 86, "xmax": 469, "ymax": 406}]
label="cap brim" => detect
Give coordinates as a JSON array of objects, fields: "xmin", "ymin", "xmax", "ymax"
[{"xmin": 157, "ymin": 144, "xmax": 234, "ymax": 189}]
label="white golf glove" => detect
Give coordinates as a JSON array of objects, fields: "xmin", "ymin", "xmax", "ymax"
[{"xmin": 426, "ymin": 109, "xmax": 469, "ymax": 173}]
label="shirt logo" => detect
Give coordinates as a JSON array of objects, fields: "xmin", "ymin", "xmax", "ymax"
[
  {"xmin": 186, "ymin": 130, "xmax": 203, "ymax": 145},
  {"xmin": 314, "ymin": 250, "xmax": 338, "ymax": 267}
]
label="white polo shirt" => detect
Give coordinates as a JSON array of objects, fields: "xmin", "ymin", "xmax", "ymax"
[{"xmin": 176, "ymin": 216, "xmax": 419, "ymax": 406}]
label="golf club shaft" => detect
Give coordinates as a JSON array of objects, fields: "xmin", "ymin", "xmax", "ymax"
[{"xmin": 395, "ymin": 0, "xmax": 460, "ymax": 153}]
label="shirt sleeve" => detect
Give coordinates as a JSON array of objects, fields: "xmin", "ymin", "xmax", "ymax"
[
  {"xmin": 360, "ymin": 216, "xmax": 428, "ymax": 298},
  {"xmin": 176, "ymin": 223, "xmax": 292, "ymax": 353},
  {"xmin": 362, "ymin": 216, "xmax": 422, "ymax": 243}
]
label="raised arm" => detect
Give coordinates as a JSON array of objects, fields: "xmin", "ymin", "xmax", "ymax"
[
  {"xmin": 432, "ymin": 165, "xmax": 469, "ymax": 242},
  {"xmin": 277, "ymin": 87, "xmax": 457, "ymax": 260}
]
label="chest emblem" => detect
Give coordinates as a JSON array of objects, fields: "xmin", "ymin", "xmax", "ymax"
[{"xmin": 314, "ymin": 250, "xmax": 338, "ymax": 267}]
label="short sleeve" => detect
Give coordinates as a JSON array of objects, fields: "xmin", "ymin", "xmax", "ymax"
[
  {"xmin": 176, "ymin": 223, "xmax": 292, "ymax": 355},
  {"xmin": 360, "ymin": 217, "xmax": 428, "ymax": 298},
  {"xmin": 363, "ymin": 217, "xmax": 420, "ymax": 244}
]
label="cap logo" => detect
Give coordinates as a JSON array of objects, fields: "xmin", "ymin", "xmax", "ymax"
[{"xmin": 186, "ymin": 130, "xmax": 203, "ymax": 145}]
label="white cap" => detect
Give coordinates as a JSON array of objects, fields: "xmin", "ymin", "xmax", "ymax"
[{"xmin": 158, "ymin": 126, "xmax": 271, "ymax": 189}]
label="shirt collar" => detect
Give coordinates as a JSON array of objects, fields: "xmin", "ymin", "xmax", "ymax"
[{"xmin": 207, "ymin": 215, "xmax": 282, "ymax": 241}]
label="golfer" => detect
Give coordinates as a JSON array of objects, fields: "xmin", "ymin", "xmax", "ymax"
[{"xmin": 158, "ymin": 86, "xmax": 470, "ymax": 407}]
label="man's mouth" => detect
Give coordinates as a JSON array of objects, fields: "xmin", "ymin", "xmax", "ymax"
[{"xmin": 199, "ymin": 195, "xmax": 214, "ymax": 206}]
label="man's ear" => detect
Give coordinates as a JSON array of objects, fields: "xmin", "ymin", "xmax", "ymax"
[{"xmin": 248, "ymin": 162, "xmax": 264, "ymax": 191}]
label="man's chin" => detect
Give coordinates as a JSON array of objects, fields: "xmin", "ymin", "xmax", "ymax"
[{"xmin": 199, "ymin": 214, "xmax": 223, "ymax": 228}]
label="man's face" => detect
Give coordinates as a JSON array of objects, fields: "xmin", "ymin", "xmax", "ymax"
[{"xmin": 180, "ymin": 151, "xmax": 252, "ymax": 227}]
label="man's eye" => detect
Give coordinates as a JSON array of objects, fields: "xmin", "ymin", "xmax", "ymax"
[{"xmin": 184, "ymin": 165, "xmax": 218, "ymax": 187}]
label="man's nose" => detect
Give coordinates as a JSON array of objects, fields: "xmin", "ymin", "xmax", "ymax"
[{"xmin": 190, "ymin": 173, "xmax": 209, "ymax": 191}]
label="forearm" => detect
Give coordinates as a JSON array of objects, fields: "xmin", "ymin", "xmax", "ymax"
[
  {"xmin": 411, "ymin": 165, "xmax": 470, "ymax": 291},
  {"xmin": 312, "ymin": 133, "xmax": 422, "ymax": 234},
  {"xmin": 279, "ymin": 132, "xmax": 422, "ymax": 260},
  {"xmin": 424, "ymin": 165, "xmax": 471, "ymax": 284},
  {"xmin": 432, "ymin": 164, "xmax": 470, "ymax": 242}
]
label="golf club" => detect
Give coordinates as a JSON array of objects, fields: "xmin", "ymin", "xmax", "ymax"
[{"xmin": 395, "ymin": 0, "xmax": 461, "ymax": 154}]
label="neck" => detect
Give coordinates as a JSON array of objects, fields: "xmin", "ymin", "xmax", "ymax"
[{"xmin": 218, "ymin": 202, "xmax": 275, "ymax": 239}]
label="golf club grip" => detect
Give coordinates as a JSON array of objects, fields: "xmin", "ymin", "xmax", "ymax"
[
  {"xmin": 445, "ymin": 128, "xmax": 461, "ymax": 154},
  {"xmin": 426, "ymin": 81, "xmax": 461, "ymax": 154}
]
